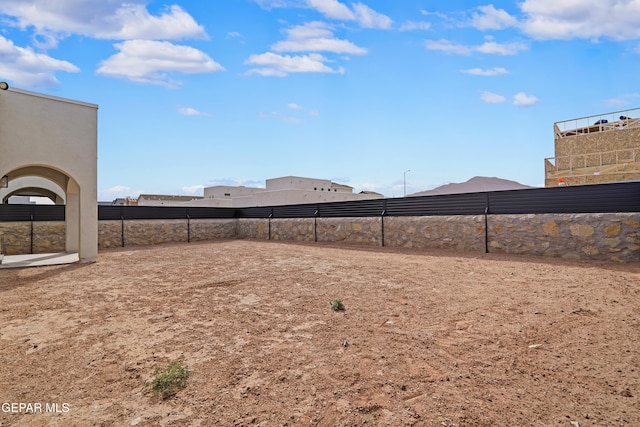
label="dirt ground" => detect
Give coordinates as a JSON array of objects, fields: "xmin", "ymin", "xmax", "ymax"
[{"xmin": 0, "ymin": 240, "xmax": 638, "ymax": 427}]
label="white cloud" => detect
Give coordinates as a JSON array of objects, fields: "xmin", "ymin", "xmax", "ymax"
[
  {"xmin": 307, "ymin": 0, "xmax": 355, "ymax": 20},
  {"xmin": 424, "ymin": 39, "xmax": 473, "ymax": 55},
  {"xmin": 399, "ymin": 21, "xmax": 432, "ymax": 32},
  {"xmin": 604, "ymin": 93, "xmax": 639, "ymax": 108},
  {"xmin": 178, "ymin": 107, "xmax": 211, "ymax": 116},
  {"xmin": 605, "ymin": 98, "xmax": 629, "ymax": 108},
  {"xmin": 476, "ymin": 40, "xmax": 528, "ymax": 55},
  {"xmin": 425, "ymin": 38, "xmax": 527, "ymax": 56},
  {"xmin": 461, "ymin": 67, "xmax": 508, "ymax": 76},
  {"xmin": 99, "ymin": 185, "xmax": 143, "ymax": 200},
  {"xmin": 480, "ymin": 91, "xmax": 507, "ymax": 104},
  {"xmin": 287, "ymin": 102, "xmax": 319, "ymax": 115},
  {"xmin": 513, "ymin": 92, "xmax": 538, "ymax": 107},
  {"xmin": 0, "ymin": 1, "xmax": 207, "ymax": 46},
  {"xmin": 352, "ymin": 2, "xmax": 393, "ymax": 29},
  {"xmin": 252, "ymin": 0, "xmax": 297, "ymax": 9},
  {"xmin": 520, "ymin": 0, "xmax": 640, "ymax": 40},
  {"xmin": 181, "ymin": 184, "xmax": 205, "ymax": 194},
  {"xmin": 97, "ymin": 40, "xmax": 224, "ymax": 87},
  {"xmin": 0, "ymin": 35, "xmax": 79, "ymax": 88},
  {"xmin": 245, "ymin": 52, "xmax": 344, "ymax": 76},
  {"xmin": 252, "ymin": 0, "xmax": 392, "ymax": 29},
  {"xmin": 258, "ymin": 111, "xmax": 303, "ymax": 123},
  {"xmin": 470, "ymin": 5, "xmax": 518, "ymax": 30},
  {"xmin": 272, "ymin": 22, "xmax": 367, "ymax": 54}
]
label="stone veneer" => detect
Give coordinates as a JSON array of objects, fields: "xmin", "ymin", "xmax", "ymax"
[
  {"xmin": 1, "ymin": 213, "xmax": 638, "ymax": 262},
  {"xmin": 98, "ymin": 219, "xmax": 238, "ymax": 249},
  {"xmin": 0, "ymin": 221, "xmax": 66, "ymax": 255}
]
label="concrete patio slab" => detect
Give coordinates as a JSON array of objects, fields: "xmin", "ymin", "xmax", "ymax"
[{"xmin": 0, "ymin": 252, "xmax": 79, "ymax": 269}]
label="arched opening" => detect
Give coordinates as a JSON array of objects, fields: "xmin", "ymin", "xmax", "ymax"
[
  {"xmin": 2, "ymin": 175, "xmax": 66, "ymax": 204},
  {"xmin": 0, "ymin": 165, "xmax": 83, "ymax": 257}
]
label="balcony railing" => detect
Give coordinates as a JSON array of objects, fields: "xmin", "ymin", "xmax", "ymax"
[
  {"xmin": 554, "ymin": 107, "xmax": 640, "ymax": 138},
  {"xmin": 545, "ymin": 148, "xmax": 640, "ymax": 180}
]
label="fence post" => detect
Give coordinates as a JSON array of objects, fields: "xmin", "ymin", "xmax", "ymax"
[
  {"xmin": 30, "ymin": 214, "xmax": 34, "ymax": 254},
  {"xmin": 121, "ymin": 215, "xmax": 125, "ymax": 248},
  {"xmin": 268, "ymin": 211, "xmax": 273, "ymax": 241},
  {"xmin": 187, "ymin": 213, "xmax": 191, "ymax": 243},
  {"xmin": 314, "ymin": 209, "xmax": 318, "ymax": 242},
  {"xmin": 484, "ymin": 193, "xmax": 490, "ymax": 254},
  {"xmin": 381, "ymin": 210, "xmax": 386, "ymax": 247}
]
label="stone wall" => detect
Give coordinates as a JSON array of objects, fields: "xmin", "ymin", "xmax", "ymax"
[
  {"xmin": 237, "ymin": 218, "xmax": 269, "ymax": 240},
  {"xmin": 270, "ymin": 218, "xmax": 314, "ymax": 242},
  {"xmin": 384, "ymin": 216, "xmax": 486, "ymax": 251},
  {"xmin": 1, "ymin": 213, "xmax": 638, "ymax": 262},
  {"xmin": 317, "ymin": 218, "xmax": 381, "ymax": 245},
  {"xmin": 99, "ymin": 219, "xmax": 237, "ymax": 248},
  {"xmin": 0, "ymin": 221, "xmax": 65, "ymax": 255},
  {"xmin": 488, "ymin": 213, "xmax": 640, "ymax": 263}
]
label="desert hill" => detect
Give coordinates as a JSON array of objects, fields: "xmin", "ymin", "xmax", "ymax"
[{"xmin": 410, "ymin": 176, "xmax": 534, "ymax": 197}]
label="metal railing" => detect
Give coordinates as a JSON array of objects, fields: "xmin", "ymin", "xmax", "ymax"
[
  {"xmin": 554, "ymin": 107, "xmax": 640, "ymax": 138},
  {"xmin": 545, "ymin": 148, "xmax": 640, "ymax": 178}
]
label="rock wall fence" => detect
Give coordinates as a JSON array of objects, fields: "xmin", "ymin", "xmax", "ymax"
[{"xmin": 2, "ymin": 213, "xmax": 637, "ymax": 262}]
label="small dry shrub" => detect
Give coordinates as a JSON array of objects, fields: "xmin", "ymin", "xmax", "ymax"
[
  {"xmin": 145, "ymin": 361, "xmax": 190, "ymax": 399},
  {"xmin": 330, "ymin": 299, "xmax": 345, "ymax": 311}
]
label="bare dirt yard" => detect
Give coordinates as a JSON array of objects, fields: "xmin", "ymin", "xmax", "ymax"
[{"xmin": 0, "ymin": 240, "xmax": 639, "ymax": 427}]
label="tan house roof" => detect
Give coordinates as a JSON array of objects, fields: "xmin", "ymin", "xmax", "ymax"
[{"xmin": 138, "ymin": 194, "xmax": 203, "ymax": 202}]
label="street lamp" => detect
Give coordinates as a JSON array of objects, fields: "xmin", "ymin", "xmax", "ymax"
[{"xmin": 403, "ymin": 169, "xmax": 410, "ymax": 197}]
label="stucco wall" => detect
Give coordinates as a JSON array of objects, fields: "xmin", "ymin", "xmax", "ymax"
[{"xmin": 1, "ymin": 213, "xmax": 638, "ymax": 262}]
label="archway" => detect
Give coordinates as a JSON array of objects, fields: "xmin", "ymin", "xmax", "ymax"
[{"xmin": 1, "ymin": 175, "xmax": 67, "ymax": 204}]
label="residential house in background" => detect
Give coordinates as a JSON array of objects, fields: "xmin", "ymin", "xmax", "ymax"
[
  {"xmin": 545, "ymin": 108, "xmax": 640, "ymax": 187},
  {"xmin": 137, "ymin": 194, "xmax": 204, "ymax": 206},
  {"xmin": 194, "ymin": 176, "xmax": 384, "ymax": 207}
]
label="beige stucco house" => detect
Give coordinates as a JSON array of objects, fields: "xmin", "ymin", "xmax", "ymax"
[
  {"xmin": 198, "ymin": 176, "xmax": 383, "ymax": 207},
  {"xmin": 137, "ymin": 194, "xmax": 204, "ymax": 206},
  {"xmin": 0, "ymin": 85, "xmax": 98, "ymax": 263}
]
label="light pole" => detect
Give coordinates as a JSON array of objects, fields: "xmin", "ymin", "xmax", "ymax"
[{"xmin": 403, "ymin": 169, "xmax": 410, "ymax": 197}]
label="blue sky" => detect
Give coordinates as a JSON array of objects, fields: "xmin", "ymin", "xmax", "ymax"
[{"xmin": 1, "ymin": 0, "xmax": 639, "ymax": 200}]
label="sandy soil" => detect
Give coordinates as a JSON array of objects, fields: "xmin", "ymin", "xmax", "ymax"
[{"xmin": 0, "ymin": 240, "xmax": 638, "ymax": 427}]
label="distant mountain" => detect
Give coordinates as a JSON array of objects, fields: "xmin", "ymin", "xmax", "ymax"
[{"xmin": 409, "ymin": 176, "xmax": 534, "ymax": 197}]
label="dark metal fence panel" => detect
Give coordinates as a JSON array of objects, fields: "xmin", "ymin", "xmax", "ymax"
[
  {"xmin": 185, "ymin": 207, "xmax": 236, "ymax": 219},
  {"xmin": 237, "ymin": 206, "xmax": 273, "ymax": 218},
  {"xmin": 0, "ymin": 204, "xmax": 65, "ymax": 221},
  {"xmin": 386, "ymin": 193, "xmax": 488, "ymax": 216},
  {"xmin": 98, "ymin": 206, "xmax": 123, "ymax": 220},
  {"xmin": 32, "ymin": 205, "xmax": 65, "ymax": 221},
  {"xmin": 318, "ymin": 199, "xmax": 385, "ymax": 217},
  {"xmin": 0, "ymin": 205, "xmax": 33, "ymax": 221},
  {"xmin": 272, "ymin": 203, "xmax": 319, "ymax": 218},
  {"xmin": 97, "ymin": 205, "xmax": 237, "ymax": 220},
  {"xmin": 487, "ymin": 181, "xmax": 640, "ymax": 214}
]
